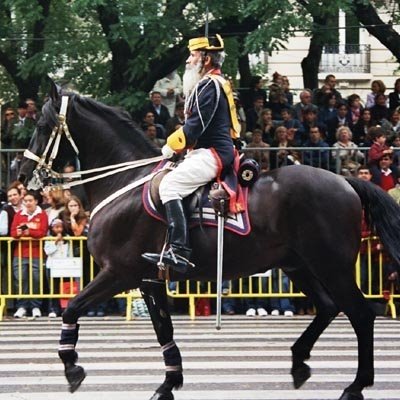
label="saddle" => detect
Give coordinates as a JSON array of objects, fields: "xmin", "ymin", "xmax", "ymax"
[{"xmin": 142, "ymin": 160, "xmax": 252, "ymax": 236}]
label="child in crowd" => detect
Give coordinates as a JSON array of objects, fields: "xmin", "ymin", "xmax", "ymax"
[
  {"xmin": 371, "ymin": 155, "xmax": 399, "ymax": 192},
  {"xmin": 367, "ymin": 127, "xmax": 393, "ymax": 182},
  {"xmin": 44, "ymin": 218, "xmax": 71, "ymax": 318}
]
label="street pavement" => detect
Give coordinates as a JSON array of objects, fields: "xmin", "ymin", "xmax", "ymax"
[{"xmin": 0, "ymin": 315, "xmax": 399, "ymax": 400}]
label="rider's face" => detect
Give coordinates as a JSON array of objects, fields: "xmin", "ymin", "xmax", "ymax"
[
  {"xmin": 186, "ymin": 51, "xmax": 202, "ymax": 68},
  {"xmin": 183, "ymin": 51, "xmax": 203, "ymax": 97}
]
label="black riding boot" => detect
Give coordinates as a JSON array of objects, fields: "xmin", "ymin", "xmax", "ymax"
[{"xmin": 142, "ymin": 199, "xmax": 194, "ymax": 273}]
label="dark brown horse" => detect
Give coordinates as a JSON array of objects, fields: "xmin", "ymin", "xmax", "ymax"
[{"xmin": 19, "ymin": 82, "xmax": 400, "ymax": 400}]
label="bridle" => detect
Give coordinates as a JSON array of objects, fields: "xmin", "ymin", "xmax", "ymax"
[
  {"xmin": 23, "ymin": 96, "xmax": 81, "ymax": 188},
  {"xmin": 23, "ymin": 95, "xmax": 167, "ymax": 217},
  {"xmin": 24, "ymin": 95, "xmax": 164, "ymax": 189}
]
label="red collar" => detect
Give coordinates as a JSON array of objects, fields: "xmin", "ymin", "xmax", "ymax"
[{"xmin": 206, "ymin": 68, "xmax": 221, "ymax": 75}]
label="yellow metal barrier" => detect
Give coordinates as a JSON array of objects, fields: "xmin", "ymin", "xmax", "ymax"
[
  {"xmin": 0, "ymin": 236, "xmax": 398, "ymax": 321},
  {"xmin": 166, "ymin": 237, "xmax": 398, "ymax": 320},
  {"xmin": 0, "ymin": 236, "xmax": 140, "ymax": 321},
  {"xmin": 166, "ymin": 271, "xmax": 305, "ymax": 319}
]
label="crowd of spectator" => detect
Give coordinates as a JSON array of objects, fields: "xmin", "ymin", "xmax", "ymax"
[
  {"xmin": 0, "ymin": 176, "xmax": 125, "ymax": 319},
  {"xmin": 131, "ymin": 72, "xmax": 400, "ymax": 185},
  {"xmin": 236, "ymin": 75, "xmax": 400, "ymax": 176},
  {"xmin": 1, "ymin": 71, "xmax": 400, "ymax": 318}
]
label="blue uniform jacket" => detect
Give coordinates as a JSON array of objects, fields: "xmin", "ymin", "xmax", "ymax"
[{"xmin": 183, "ymin": 75, "xmax": 234, "ymax": 169}]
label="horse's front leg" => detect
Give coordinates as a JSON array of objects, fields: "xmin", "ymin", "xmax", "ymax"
[
  {"xmin": 140, "ymin": 279, "xmax": 183, "ymax": 400},
  {"xmin": 58, "ymin": 268, "xmax": 125, "ymax": 393},
  {"xmin": 58, "ymin": 320, "xmax": 85, "ymax": 393}
]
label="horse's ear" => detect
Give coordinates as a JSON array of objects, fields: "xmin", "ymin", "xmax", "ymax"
[{"xmin": 46, "ymin": 77, "xmax": 61, "ymax": 103}]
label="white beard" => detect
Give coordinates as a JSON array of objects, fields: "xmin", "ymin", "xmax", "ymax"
[{"xmin": 183, "ymin": 62, "xmax": 202, "ymax": 99}]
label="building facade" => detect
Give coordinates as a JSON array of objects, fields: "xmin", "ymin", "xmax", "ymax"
[{"xmin": 265, "ymin": 10, "xmax": 400, "ymax": 103}]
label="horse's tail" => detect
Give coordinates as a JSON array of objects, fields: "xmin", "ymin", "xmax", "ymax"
[{"xmin": 345, "ymin": 176, "xmax": 400, "ymax": 264}]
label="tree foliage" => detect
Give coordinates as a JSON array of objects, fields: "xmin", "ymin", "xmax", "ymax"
[{"xmin": 0, "ymin": 0, "xmax": 399, "ymax": 111}]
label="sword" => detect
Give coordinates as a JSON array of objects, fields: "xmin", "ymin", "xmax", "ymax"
[{"xmin": 216, "ymin": 199, "xmax": 225, "ymax": 330}]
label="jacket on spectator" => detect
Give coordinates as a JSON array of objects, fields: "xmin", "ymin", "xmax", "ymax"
[
  {"xmin": 141, "ymin": 103, "xmax": 171, "ymax": 127},
  {"xmin": 302, "ymin": 139, "xmax": 330, "ymax": 169},
  {"xmin": 370, "ymin": 167, "xmax": 399, "ymax": 191},
  {"xmin": 389, "ymin": 91, "xmax": 400, "ymax": 111},
  {"xmin": 367, "ymin": 142, "xmax": 390, "ymax": 166},
  {"xmin": 369, "ymin": 104, "xmax": 389, "ymax": 123},
  {"xmin": 1, "ymin": 204, "xmax": 17, "ymax": 235},
  {"xmin": 11, "ymin": 206, "xmax": 48, "ymax": 258}
]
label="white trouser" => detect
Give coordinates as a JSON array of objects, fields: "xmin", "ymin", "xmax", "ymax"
[{"xmin": 160, "ymin": 148, "xmax": 219, "ymax": 204}]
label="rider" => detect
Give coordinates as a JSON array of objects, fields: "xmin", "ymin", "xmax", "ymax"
[{"xmin": 142, "ymin": 34, "xmax": 240, "ymax": 273}]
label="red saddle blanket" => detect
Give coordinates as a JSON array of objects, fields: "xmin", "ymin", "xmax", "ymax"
[{"xmin": 142, "ymin": 160, "xmax": 251, "ymax": 236}]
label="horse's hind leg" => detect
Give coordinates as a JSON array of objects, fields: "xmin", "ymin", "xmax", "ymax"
[
  {"xmin": 294, "ymin": 261, "xmax": 374, "ymax": 400},
  {"xmin": 59, "ymin": 268, "xmax": 127, "ymax": 393},
  {"xmin": 285, "ymin": 269, "xmax": 340, "ymax": 389},
  {"xmin": 329, "ymin": 279, "xmax": 375, "ymax": 400},
  {"xmin": 140, "ymin": 279, "xmax": 183, "ymax": 400}
]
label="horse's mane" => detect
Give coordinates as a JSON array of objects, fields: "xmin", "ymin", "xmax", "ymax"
[
  {"xmin": 73, "ymin": 95, "xmax": 160, "ymax": 156},
  {"xmin": 41, "ymin": 92, "xmax": 160, "ymax": 157}
]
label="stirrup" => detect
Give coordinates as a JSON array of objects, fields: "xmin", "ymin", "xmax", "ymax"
[
  {"xmin": 142, "ymin": 247, "xmax": 195, "ymax": 274},
  {"xmin": 161, "ymin": 248, "xmax": 195, "ymax": 273}
]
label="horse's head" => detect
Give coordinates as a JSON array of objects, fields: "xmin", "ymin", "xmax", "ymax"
[{"xmin": 19, "ymin": 79, "xmax": 78, "ymax": 189}]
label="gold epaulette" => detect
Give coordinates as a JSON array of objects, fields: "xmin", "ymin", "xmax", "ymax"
[{"xmin": 208, "ymin": 75, "xmax": 241, "ymax": 139}]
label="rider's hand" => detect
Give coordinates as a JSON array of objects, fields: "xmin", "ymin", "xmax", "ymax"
[{"xmin": 161, "ymin": 144, "xmax": 175, "ymax": 159}]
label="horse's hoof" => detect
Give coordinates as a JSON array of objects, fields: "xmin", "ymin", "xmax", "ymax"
[
  {"xmin": 338, "ymin": 390, "xmax": 364, "ymax": 400},
  {"xmin": 149, "ymin": 392, "xmax": 174, "ymax": 400},
  {"xmin": 291, "ymin": 362, "xmax": 311, "ymax": 389},
  {"xmin": 66, "ymin": 364, "xmax": 86, "ymax": 393}
]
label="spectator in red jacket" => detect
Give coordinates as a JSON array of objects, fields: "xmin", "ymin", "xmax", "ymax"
[
  {"xmin": 357, "ymin": 166, "xmax": 381, "ymax": 294},
  {"xmin": 367, "ymin": 126, "xmax": 393, "ymax": 183},
  {"xmin": 371, "ymin": 154, "xmax": 400, "ymax": 191},
  {"xmin": 11, "ymin": 191, "xmax": 48, "ymax": 318}
]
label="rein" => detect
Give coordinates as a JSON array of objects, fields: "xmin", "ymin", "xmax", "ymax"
[
  {"xmin": 57, "ymin": 156, "xmax": 165, "ymax": 190},
  {"xmin": 24, "ymin": 95, "xmax": 167, "ymax": 216}
]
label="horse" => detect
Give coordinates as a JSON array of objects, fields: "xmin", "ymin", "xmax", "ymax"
[{"xmin": 19, "ymin": 81, "xmax": 400, "ymax": 400}]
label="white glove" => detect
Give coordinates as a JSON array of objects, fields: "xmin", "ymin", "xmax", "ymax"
[{"xmin": 161, "ymin": 144, "xmax": 175, "ymax": 159}]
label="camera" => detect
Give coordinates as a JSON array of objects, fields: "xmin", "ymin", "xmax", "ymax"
[{"xmin": 18, "ymin": 224, "xmax": 28, "ymax": 231}]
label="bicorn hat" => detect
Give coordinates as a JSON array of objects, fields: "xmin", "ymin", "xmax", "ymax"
[{"xmin": 188, "ymin": 34, "xmax": 224, "ymax": 52}]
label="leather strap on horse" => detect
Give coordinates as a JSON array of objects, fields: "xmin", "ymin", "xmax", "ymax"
[
  {"xmin": 157, "ymin": 267, "xmax": 171, "ymax": 281},
  {"xmin": 24, "ymin": 96, "xmax": 80, "ymax": 171}
]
